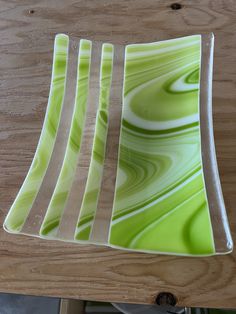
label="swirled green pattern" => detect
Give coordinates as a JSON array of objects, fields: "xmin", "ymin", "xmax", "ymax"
[
  {"xmin": 109, "ymin": 35, "xmax": 215, "ymax": 255},
  {"xmin": 75, "ymin": 43, "xmax": 113, "ymax": 241},
  {"xmin": 4, "ymin": 34, "xmax": 219, "ymax": 256},
  {"xmin": 40, "ymin": 39, "xmax": 92, "ymax": 237},
  {"xmin": 4, "ymin": 34, "xmax": 69, "ymax": 232}
]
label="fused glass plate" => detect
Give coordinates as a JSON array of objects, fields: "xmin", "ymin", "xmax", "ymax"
[{"xmin": 3, "ymin": 33, "xmax": 233, "ymax": 256}]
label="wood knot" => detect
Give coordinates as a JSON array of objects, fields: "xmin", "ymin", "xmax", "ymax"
[
  {"xmin": 156, "ymin": 292, "xmax": 177, "ymax": 306},
  {"xmin": 170, "ymin": 3, "xmax": 182, "ymax": 10}
]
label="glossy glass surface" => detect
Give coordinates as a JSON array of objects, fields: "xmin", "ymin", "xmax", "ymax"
[{"xmin": 3, "ymin": 34, "xmax": 232, "ymax": 256}]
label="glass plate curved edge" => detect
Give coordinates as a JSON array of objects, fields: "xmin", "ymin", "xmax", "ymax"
[
  {"xmin": 3, "ymin": 33, "xmax": 233, "ymax": 257},
  {"xmin": 200, "ymin": 33, "xmax": 233, "ymax": 254}
]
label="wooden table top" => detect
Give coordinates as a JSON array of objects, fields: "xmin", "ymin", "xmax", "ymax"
[{"xmin": 0, "ymin": 0, "xmax": 236, "ymax": 308}]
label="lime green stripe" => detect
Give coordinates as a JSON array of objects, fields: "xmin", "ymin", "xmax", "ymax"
[
  {"xmin": 123, "ymin": 119, "xmax": 199, "ymax": 135},
  {"xmin": 4, "ymin": 34, "xmax": 69, "ymax": 232}
]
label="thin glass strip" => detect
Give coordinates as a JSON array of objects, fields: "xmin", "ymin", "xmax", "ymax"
[
  {"xmin": 3, "ymin": 34, "xmax": 69, "ymax": 233},
  {"xmin": 74, "ymin": 43, "xmax": 114, "ymax": 241},
  {"xmin": 89, "ymin": 45, "xmax": 124, "ymax": 244},
  {"xmin": 200, "ymin": 33, "xmax": 233, "ymax": 253}
]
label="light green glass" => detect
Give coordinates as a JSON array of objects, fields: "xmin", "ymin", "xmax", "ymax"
[
  {"xmin": 4, "ymin": 34, "xmax": 69, "ymax": 233},
  {"xmin": 109, "ymin": 35, "xmax": 215, "ymax": 255},
  {"xmin": 40, "ymin": 39, "xmax": 92, "ymax": 237},
  {"xmin": 4, "ymin": 34, "xmax": 231, "ymax": 256},
  {"xmin": 75, "ymin": 43, "xmax": 114, "ymax": 241}
]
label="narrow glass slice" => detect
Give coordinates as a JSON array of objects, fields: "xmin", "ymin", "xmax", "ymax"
[
  {"xmin": 75, "ymin": 43, "xmax": 114, "ymax": 241},
  {"xmin": 4, "ymin": 34, "xmax": 69, "ymax": 233},
  {"xmin": 39, "ymin": 40, "xmax": 92, "ymax": 237},
  {"xmin": 109, "ymin": 35, "xmax": 215, "ymax": 255},
  {"xmin": 200, "ymin": 34, "xmax": 232, "ymax": 253},
  {"xmin": 88, "ymin": 44, "xmax": 124, "ymax": 245}
]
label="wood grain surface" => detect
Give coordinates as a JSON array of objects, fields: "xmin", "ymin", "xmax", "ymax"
[{"xmin": 0, "ymin": 0, "xmax": 236, "ymax": 308}]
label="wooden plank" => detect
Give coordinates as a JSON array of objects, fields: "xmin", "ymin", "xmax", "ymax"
[{"xmin": 0, "ymin": 0, "xmax": 236, "ymax": 308}]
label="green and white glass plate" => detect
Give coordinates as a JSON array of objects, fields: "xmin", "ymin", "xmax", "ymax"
[{"xmin": 3, "ymin": 33, "xmax": 233, "ymax": 256}]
